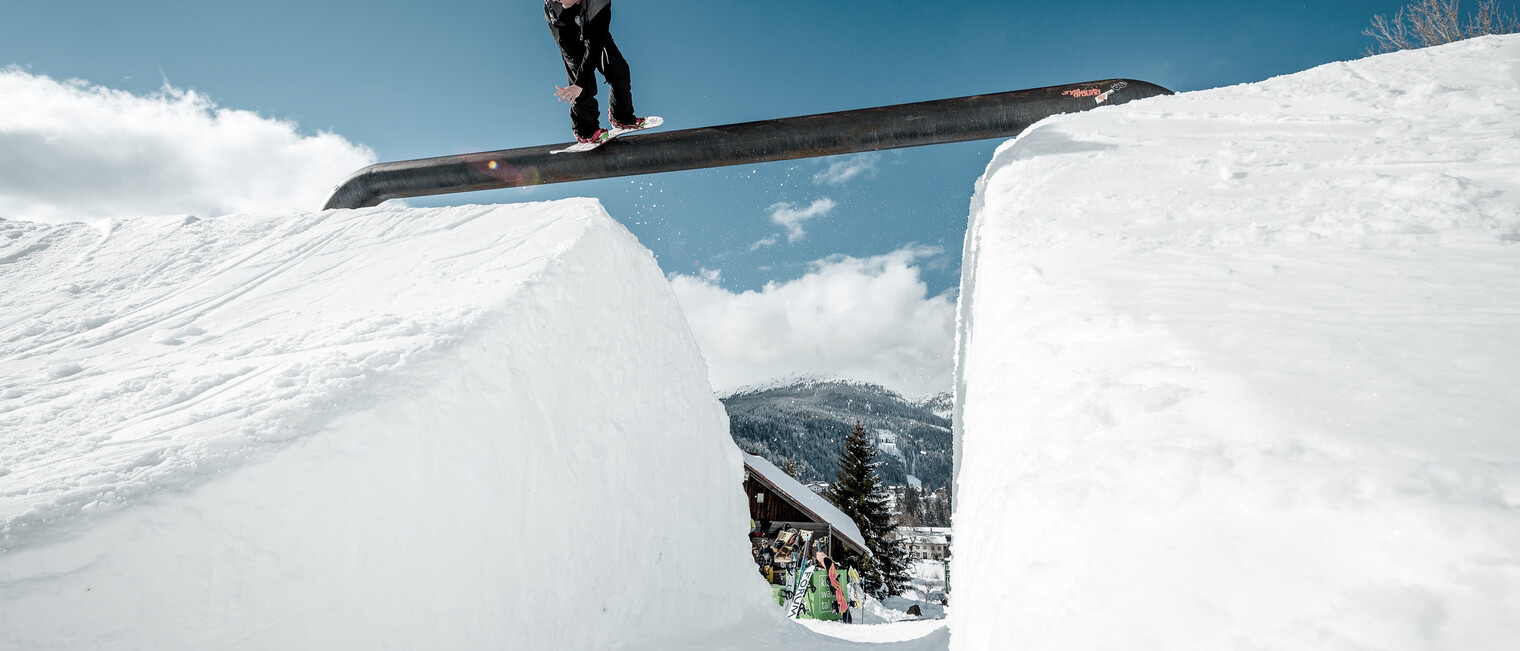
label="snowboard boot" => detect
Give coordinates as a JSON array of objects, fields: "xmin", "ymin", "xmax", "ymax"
[
  {"xmin": 576, "ymin": 128, "xmax": 612, "ymax": 145},
  {"xmin": 610, "ymin": 116, "xmax": 650, "ymax": 131}
]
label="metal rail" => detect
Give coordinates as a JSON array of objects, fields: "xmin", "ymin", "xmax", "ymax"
[{"xmin": 323, "ymin": 79, "xmax": 1171, "ymax": 210}]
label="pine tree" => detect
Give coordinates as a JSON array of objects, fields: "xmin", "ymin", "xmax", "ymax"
[
  {"xmin": 899, "ymin": 484, "xmax": 923, "ymax": 527},
  {"xmin": 936, "ymin": 480, "xmax": 948, "ymax": 526},
  {"xmin": 920, "ymin": 483, "xmax": 952, "ymax": 527},
  {"xmin": 827, "ymin": 421, "xmax": 911, "ymax": 598},
  {"xmin": 779, "ymin": 458, "xmax": 803, "ymax": 480}
]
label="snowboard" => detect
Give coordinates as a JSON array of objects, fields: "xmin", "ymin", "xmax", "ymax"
[
  {"xmin": 847, "ymin": 567, "xmax": 864, "ymax": 610},
  {"xmin": 549, "ymin": 116, "xmax": 664, "ymax": 154},
  {"xmin": 785, "ymin": 531, "xmax": 816, "ymax": 618},
  {"xmin": 787, "ymin": 562, "xmax": 817, "ymax": 618}
]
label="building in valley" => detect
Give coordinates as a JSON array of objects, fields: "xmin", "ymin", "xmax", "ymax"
[{"xmin": 741, "ymin": 453, "xmax": 869, "ymax": 561}]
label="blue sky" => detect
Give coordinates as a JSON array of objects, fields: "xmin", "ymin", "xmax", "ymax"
[{"xmin": 1, "ymin": 0, "xmax": 1418, "ymax": 294}]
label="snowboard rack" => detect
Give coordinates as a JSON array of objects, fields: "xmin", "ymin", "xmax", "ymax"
[{"xmin": 322, "ymin": 79, "xmax": 1172, "ymax": 210}]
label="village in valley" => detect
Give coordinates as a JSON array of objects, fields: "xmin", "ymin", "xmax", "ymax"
[{"xmin": 729, "ymin": 379, "xmax": 954, "ymax": 625}]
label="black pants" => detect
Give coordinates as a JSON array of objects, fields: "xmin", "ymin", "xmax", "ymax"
[{"xmin": 560, "ymin": 7, "xmax": 635, "ymax": 137}]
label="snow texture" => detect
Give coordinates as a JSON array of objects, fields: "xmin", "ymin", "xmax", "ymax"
[
  {"xmin": 0, "ymin": 202, "xmax": 790, "ymax": 649},
  {"xmin": 799, "ymin": 618, "xmax": 946, "ymax": 644},
  {"xmin": 952, "ymin": 36, "xmax": 1520, "ymax": 651}
]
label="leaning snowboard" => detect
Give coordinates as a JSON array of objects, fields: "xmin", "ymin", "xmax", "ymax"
[
  {"xmin": 550, "ymin": 116, "xmax": 664, "ymax": 154},
  {"xmin": 785, "ymin": 531, "xmax": 816, "ymax": 618},
  {"xmin": 787, "ymin": 562, "xmax": 817, "ymax": 618}
]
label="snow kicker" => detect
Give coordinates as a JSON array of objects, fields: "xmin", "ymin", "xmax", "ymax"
[{"xmin": 322, "ymin": 79, "xmax": 1172, "ymax": 210}]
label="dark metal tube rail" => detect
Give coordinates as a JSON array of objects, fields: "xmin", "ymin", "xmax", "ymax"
[{"xmin": 323, "ymin": 79, "xmax": 1171, "ymax": 210}]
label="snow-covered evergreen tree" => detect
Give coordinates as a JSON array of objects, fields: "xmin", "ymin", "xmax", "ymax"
[
  {"xmin": 899, "ymin": 484, "xmax": 924, "ymax": 527},
  {"xmin": 827, "ymin": 421, "xmax": 911, "ymax": 598},
  {"xmin": 779, "ymin": 458, "xmax": 803, "ymax": 480}
]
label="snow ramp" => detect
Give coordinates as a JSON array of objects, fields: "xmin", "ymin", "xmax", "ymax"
[
  {"xmin": 0, "ymin": 203, "xmax": 836, "ymax": 649},
  {"xmin": 953, "ymin": 36, "xmax": 1520, "ymax": 650}
]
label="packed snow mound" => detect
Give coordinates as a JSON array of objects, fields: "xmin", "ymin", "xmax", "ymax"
[
  {"xmin": 0, "ymin": 203, "xmax": 621, "ymax": 548},
  {"xmin": 953, "ymin": 36, "xmax": 1520, "ymax": 651},
  {"xmin": 0, "ymin": 202, "xmax": 779, "ymax": 649}
]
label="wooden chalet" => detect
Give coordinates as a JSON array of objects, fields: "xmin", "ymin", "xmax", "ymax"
[{"xmin": 742, "ymin": 452, "xmax": 870, "ymax": 561}]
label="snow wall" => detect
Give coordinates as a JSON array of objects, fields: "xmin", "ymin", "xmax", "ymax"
[
  {"xmin": 0, "ymin": 202, "xmax": 779, "ymax": 649},
  {"xmin": 953, "ymin": 36, "xmax": 1520, "ymax": 650}
]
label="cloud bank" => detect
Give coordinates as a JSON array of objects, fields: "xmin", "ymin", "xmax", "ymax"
[
  {"xmin": 670, "ymin": 246, "xmax": 955, "ymax": 397},
  {"xmin": 0, "ymin": 67, "xmax": 376, "ymax": 223}
]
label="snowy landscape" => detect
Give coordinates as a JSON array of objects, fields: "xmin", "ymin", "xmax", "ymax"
[
  {"xmin": 954, "ymin": 36, "xmax": 1519, "ymax": 650},
  {"xmin": 3, "ymin": 30, "xmax": 1519, "ymax": 651}
]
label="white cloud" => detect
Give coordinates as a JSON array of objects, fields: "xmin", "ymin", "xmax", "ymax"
[
  {"xmin": 670, "ymin": 246, "xmax": 955, "ymax": 397},
  {"xmin": 768, "ymin": 197, "xmax": 837, "ymax": 243},
  {"xmin": 813, "ymin": 152, "xmax": 880, "ymax": 186},
  {"xmin": 749, "ymin": 235, "xmax": 779, "ymax": 251},
  {"xmin": 0, "ymin": 67, "xmax": 376, "ymax": 223}
]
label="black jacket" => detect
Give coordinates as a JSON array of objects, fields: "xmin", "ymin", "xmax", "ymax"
[{"xmin": 544, "ymin": 0, "xmax": 613, "ymax": 88}]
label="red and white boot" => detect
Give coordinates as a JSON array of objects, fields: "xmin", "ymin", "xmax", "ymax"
[
  {"xmin": 610, "ymin": 116, "xmax": 652, "ymax": 132},
  {"xmin": 576, "ymin": 128, "xmax": 612, "ymax": 144}
]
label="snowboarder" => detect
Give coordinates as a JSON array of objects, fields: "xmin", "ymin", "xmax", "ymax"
[{"xmin": 543, "ymin": 0, "xmax": 652, "ymax": 146}]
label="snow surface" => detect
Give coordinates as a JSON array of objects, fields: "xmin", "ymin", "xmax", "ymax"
[
  {"xmin": 2, "ymin": 203, "xmax": 655, "ymax": 551},
  {"xmin": 0, "ymin": 202, "xmax": 926, "ymax": 649},
  {"xmin": 875, "ymin": 559, "xmax": 948, "ymax": 621},
  {"xmin": 953, "ymin": 36, "xmax": 1520, "ymax": 651},
  {"xmin": 0, "ymin": 200, "xmax": 952, "ymax": 650},
  {"xmin": 799, "ymin": 618, "xmax": 946, "ymax": 644}
]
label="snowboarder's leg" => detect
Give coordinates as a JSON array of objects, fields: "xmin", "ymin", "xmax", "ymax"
[
  {"xmin": 567, "ymin": 70, "xmax": 602, "ymax": 139},
  {"xmin": 569, "ymin": 72, "xmax": 602, "ymax": 139},
  {"xmin": 559, "ymin": 43, "xmax": 603, "ymax": 140},
  {"xmin": 584, "ymin": 7, "xmax": 637, "ymax": 125}
]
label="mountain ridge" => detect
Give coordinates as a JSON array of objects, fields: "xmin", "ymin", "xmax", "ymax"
[{"xmin": 722, "ymin": 376, "xmax": 952, "ymax": 491}]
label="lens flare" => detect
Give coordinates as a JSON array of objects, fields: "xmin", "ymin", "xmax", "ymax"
[{"xmin": 470, "ymin": 156, "xmax": 539, "ymax": 187}]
